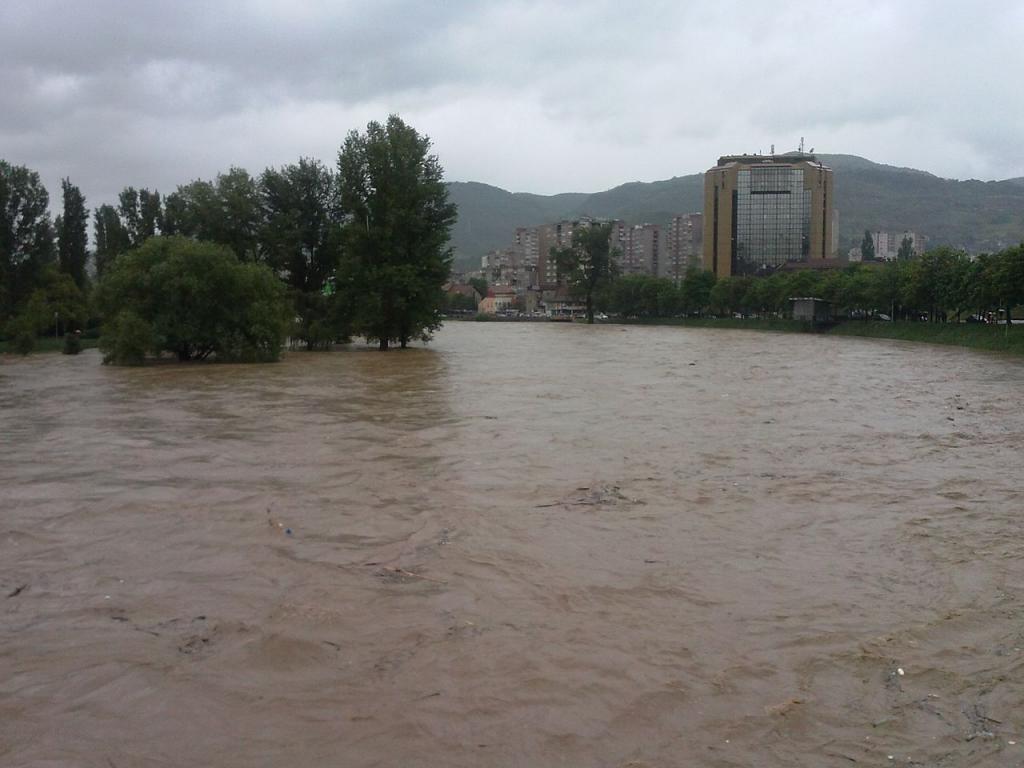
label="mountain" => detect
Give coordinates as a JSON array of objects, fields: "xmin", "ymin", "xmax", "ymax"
[{"xmin": 445, "ymin": 154, "xmax": 1024, "ymax": 270}]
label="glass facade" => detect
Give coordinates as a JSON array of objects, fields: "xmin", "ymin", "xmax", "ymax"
[{"xmin": 733, "ymin": 167, "xmax": 810, "ymax": 275}]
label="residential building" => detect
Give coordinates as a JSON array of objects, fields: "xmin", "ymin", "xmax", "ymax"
[
  {"xmin": 847, "ymin": 230, "xmax": 927, "ymax": 262},
  {"xmin": 481, "ymin": 245, "xmax": 532, "ymax": 290},
  {"xmin": 517, "ymin": 218, "xmax": 620, "ymax": 288},
  {"xmin": 620, "ymin": 223, "xmax": 662, "ymax": 276},
  {"xmin": 477, "ymin": 287, "xmax": 518, "ymax": 315},
  {"xmin": 665, "ymin": 213, "xmax": 703, "ymax": 281},
  {"xmin": 872, "ymin": 230, "xmax": 926, "ymax": 261},
  {"xmin": 703, "ymin": 152, "xmax": 835, "ymax": 278}
]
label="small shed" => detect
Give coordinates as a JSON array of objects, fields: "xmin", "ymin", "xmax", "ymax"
[{"xmin": 790, "ymin": 297, "xmax": 832, "ymax": 324}]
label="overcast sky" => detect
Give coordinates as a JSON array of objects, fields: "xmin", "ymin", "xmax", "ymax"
[{"xmin": 3, "ymin": 0, "xmax": 1023, "ymax": 211}]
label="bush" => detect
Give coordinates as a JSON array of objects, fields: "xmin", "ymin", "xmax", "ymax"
[
  {"xmin": 62, "ymin": 332, "xmax": 82, "ymax": 355},
  {"xmin": 99, "ymin": 311, "xmax": 155, "ymax": 365},
  {"xmin": 13, "ymin": 328, "xmax": 35, "ymax": 355},
  {"xmin": 96, "ymin": 236, "xmax": 290, "ymax": 364},
  {"xmin": 4, "ymin": 314, "xmax": 36, "ymax": 355}
]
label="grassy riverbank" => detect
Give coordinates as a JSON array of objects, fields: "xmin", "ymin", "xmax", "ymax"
[
  {"xmin": 624, "ymin": 317, "xmax": 1024, "ymax": 354},
  {"xmin": 0, "ymin": 337, "xmax": 100, "ymax": 355},
  {"xmin": 828, "ymin": 320, "xmax": 1024, "ymax": 354},
  {"xmin": 5, "ymin": 321, "xmax": 1022, "ymax": 357}
]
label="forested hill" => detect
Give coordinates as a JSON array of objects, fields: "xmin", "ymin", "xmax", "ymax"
[{"xmin": 446, "ymin": 154, "xmax": 1024, "ymax": 269}]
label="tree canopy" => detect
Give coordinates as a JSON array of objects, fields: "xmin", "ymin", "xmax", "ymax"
[
  {"xmin": 860, "ymin": 230, "xmax": 876, "ymax": 262},
  {"xmin": 553, "ymin": 222, "xmax": 620, "ymax": 323},
  {"xmin": 56, "ymin": 178, "xmax": 89, "ymax": 290},
  {"xmin": 1, "ymin": 160, "xmax": 55, "ymax": 323},
  {"xmin": 96, "ymin": 236, "xmax": 290, "ymax": 364},
  {"xmin": 337, "ymin": 115, "xmax": 457, "ymax": 349}
]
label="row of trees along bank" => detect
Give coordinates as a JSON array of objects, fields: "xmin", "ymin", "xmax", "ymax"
[
  {"xmin": 590, "ymin": 246, "xmax": 1024, "ymax": 323},
  {"xmin": 0, "ymin": 116, "xmax": 457, "ymax": 362}
]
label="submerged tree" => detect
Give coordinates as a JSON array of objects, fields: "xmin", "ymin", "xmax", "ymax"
[
  {"xmin": 553, "ymin": 222, "xmax": 620, "ymax": 323},
  {"xmin": 96, "ymin": 236, "xmax": 290, "ymax": 364},
  {"xmin": 261, "ymin": 157, "xmax": 346, "ymax": 348},
  {"xmin": 337, "ymin": 115, "xmax": 458, "ymax": 349}
]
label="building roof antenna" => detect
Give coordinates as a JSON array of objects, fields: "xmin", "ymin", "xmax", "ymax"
[{"xmin": 799, "ymin": 136, "xmax": 805, "ymax": 153}]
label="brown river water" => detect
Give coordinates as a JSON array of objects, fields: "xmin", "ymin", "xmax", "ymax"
[{"xmin": 2, "ymin": 323, "xmax": 1024, "ymax": 767}]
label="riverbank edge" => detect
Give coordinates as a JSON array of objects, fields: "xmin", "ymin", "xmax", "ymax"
[
  {"xmin": 6, "ymin": 320, "xmax": 1022, "ymax": 357},
  {"xmin": 616, "ymin": 317, "xmax": 1024, "ymax": 355},
  {"xmin": 0, "ymin": 337, "xmax": 100, "ymax": 355}
]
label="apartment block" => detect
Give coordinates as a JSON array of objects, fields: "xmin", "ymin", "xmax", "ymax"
[{"xmin": 665, "ymin": 213, "xmax": 703, "ymax": 281}]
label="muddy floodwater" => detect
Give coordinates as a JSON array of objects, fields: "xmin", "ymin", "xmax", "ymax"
[{"xmin": 2, "ymin": 323, "xmax": 1024, "ymax": 767}]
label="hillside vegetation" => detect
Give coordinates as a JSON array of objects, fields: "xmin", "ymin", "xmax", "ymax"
[{"xmin": 447, "ymin": 154, "xmax": 1024, "ymax": 269}]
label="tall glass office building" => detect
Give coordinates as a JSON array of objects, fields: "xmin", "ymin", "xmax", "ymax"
[{"xmin": 702, "ymin": 153, "xmax": 834, "ymax": 278}]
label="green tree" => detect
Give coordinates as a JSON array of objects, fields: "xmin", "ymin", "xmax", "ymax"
[
  {"xmin": 162, "ymin": 180, "xmax": 215, "ymax": 238},
  {"xmin": 163, "ymin": 168, "xmax": 262, "ymax": 262},
  {"xmin": 93, "ymin": 204, "xmax": 131, "ymax": 278},
  {"xmin": 260, "ymin": 158, "xmax": 345, "ymax": 348},
  {"xmin": 56, "ymin": 178, "xmax": 89, "ymax": 290},
  {"xmin": 19, "ymin": 267, "xmax": 88, "ymax": 336},
  {"xmin": 761, "ymin": 272, "xmax": 789, "ymax": 315},
  {"xmin": 98, "ymin": 310, "xmax": 154, "ymax": 366},
  {"xmin": 861, "ymin": 230, "xmax": 876, "ymax": 262},
  {"xmin": 552, "ymin": 222, "xmax": 620, "ymax": 323},
  {"xmin": 781, "ymin": 268, "xmax": 823, "ymax": 303},
  {"xmin": 337, "ymin": 115, "xmax": 458, "ymax": 349},
  {"xmin": 96, "ymin": 236, "xmax": 290, "ymax": 364},
  {"xmin": 444, "ymin": 291, "xmax": 478, "ymax": 312},
  {"xmin": 932, "ymin": 247, "xmax": 973, "ymax": 321},
  {"xmin": 0, "ymin": 160, "xmax": 55, "ymax": 323},
  {"xmin": 710, "ymin": 276, "xmax": 752, "ymax": 316},
  {"xmin": 606, "ymin": 275, "xmax": 643, "ymax": 317},
  {"xmin": 655, "ymin": 278, "xmax": 680, "ymax": 317},
  {"xmin": 990, "ymin": 244, "xmax": 1024, "ymax": 326},
  {"xmin": 117, "ymin": 187, "xmax": 162, "ymax": 247},
  {"xmin": 679, "ymin": 267, "xmax": 716, "ymax": 316},
  {"xmin": 468, "ymin": 277, "xmax": 488, "ymax": 301},
  {"xmin": 743, "ymin": 278, "xmax": 773, "ymax": 318},
  {"xmin": 896, "ymin": 236, "xmax": 914, "ymax": 261}
]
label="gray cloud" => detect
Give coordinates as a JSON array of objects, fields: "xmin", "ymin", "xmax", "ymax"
[{"xmin": 2, "ymin": 0, "xmax": 1023, "ymax": 216}]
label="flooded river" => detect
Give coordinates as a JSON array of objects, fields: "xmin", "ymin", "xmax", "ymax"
[{"xmin": 2, "ymin": 323, "xmax": 1024, "ymax": 767}]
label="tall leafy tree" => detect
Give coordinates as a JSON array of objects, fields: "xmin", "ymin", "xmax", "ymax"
[
  {"xmin": 117, "ymin": 187, "xmax": 162, "ymax": 247},
  {"xmin": 20, "ymin": 266, "xmax": 88, "ymax": 336},
  {"xmin": 0, "ymin": 160, "xmax": 55, "ymax": 322},
  {"xmin": 56, "ymin": 178, "xmax": 89, "ymax": 289},
  {"xmin": 860, "ymin": 230, "xmax": 876, "ymax": 262},
  {"xmin": 93, "ymin": 204, "xmax": 131, "ymax": 278},
  {"xmin": 990, "ymin": 244, "xmax": 1024, "ymax": 326},
  {"xmin": 213, "ymin": 168, "xmax": 261, "ymax": 261},
  {"xmin": 552, "ymin": 222, "xmax": 620, "ymax": 323},
  {"xmin": 896, "ymin": 236, "xmax": 914, "ymax": 261},
  {"xmin": 679, "ymin": 267, "xmax": 716, "ymax": 316},
  {"xmin": 261, "ymin": 158, "xmax": 337, "ymax": 291},
  {"xmin": 337, "ymin": 115, "xmax": 458, "ymax": 350},
  {"xmin": 163, "ymin": 169, "xmax": 261, "ymax": 261},
  {"xmin": 260, "ymin": 157, "xmax": 343, "ymax": 349},
  {"xmin": 117, "ymin": 187, "xmax": 141, "ymax": 245}
]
